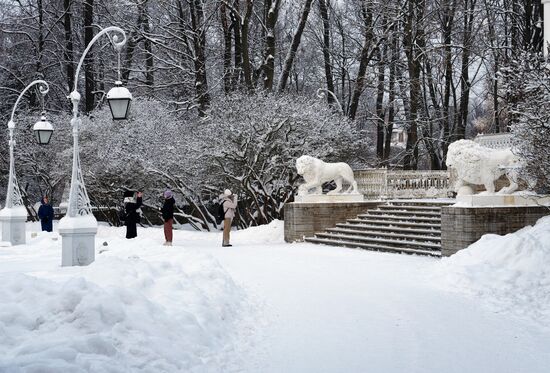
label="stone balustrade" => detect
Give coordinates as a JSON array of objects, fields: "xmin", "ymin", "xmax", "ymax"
[
  {"xmin": 354, "ymin": 168, "xmax": 452, "ymax": 199},
  {"xmin": 473, "ymin": 133, "xmax": 512, "ymax": 149}
]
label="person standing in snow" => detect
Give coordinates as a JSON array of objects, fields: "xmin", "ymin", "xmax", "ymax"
[
  {"xmin": 124, "ymin": 191, "xmax": 143, "ymax": 239},
  {"xmin": 220, "ymin": 189, "xmax": 237, "ymax": 247},
  {"xmin": 161, "ymin": 189, "xmax": 175, "ymax": 246},
  {"xmin": 37, "ymin": 195, "xmax": 54, "ymax": 232}
]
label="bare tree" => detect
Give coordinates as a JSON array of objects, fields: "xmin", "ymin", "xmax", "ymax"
[{"xmin": 277, "ymin": 0, "xmax": 315, "ymax": 92}]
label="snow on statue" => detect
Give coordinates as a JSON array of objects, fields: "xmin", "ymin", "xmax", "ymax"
[
  {"xmin": 296, "ymin": 155, "xmax": 358, "ymax": 196},
  {"xmin": 446, "ymin": 139, "xmax": 530, "ymax": 196}
]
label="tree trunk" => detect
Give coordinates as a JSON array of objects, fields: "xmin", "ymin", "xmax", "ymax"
[
  {"xmin": 142, "ymin": 0, "xmax": 154, "ymax": 92},
  {"xmin": 63, "ymin": 0, "xmax": 75, "ymax": 91},
  {"xmin": 441, "ymin": 0, "xmax": 455, "ymax": 163},
  {"xmin": 83, "ymin": 0, "xmax": 95, "ymax": 112},
  {"xmin": 483, "ymin": 0, "xmax": 500, "ymax": 133},
  {"xmin": 37, "ymin": 0, "xmax": 44, "ymax": 74},
  {"xmin": 348, "ymin": 2, "xmax": 375, "ymax": 120},
  {"xmin": 454, "ymin": 0, "xmax": 476, "ymax": 141},
  {"xmin": 375, "ymin": 46, "xmax": 386, "ymax": 160},
  {"xmin": 262, "ymin": 0, "xmax": 281, "ymax": 90},
  {"xmin": 230, "ymin": 0, "xmax": 243, "ymax": 88},
  {"xmin": 241, "ymin": 0, "xmax": 254, "ymax": 92},
  {"xmin": 189, "ymin": 0, "xmax": 210, "ymax": 116},
  {"xmin": 318, "ymin": 0, "xmax": 335, "ymax": 104},
  {"xmin": 403, "ymin": 0, "xmax": 426, "ymax": 170},
  {"xmin": 384, "ymin": 30, "xmax": 397, "ymax": 163},
  {"xmin": 277, "ymin": 0, "xmax": 315, "ymax": 92},
  {"xmin": 220, "ymin": 1, "xmax": 232, "ymax": 93},
  {"xmin": 121, "ymin": 3, "xmax": 146, "ymax": 84}
]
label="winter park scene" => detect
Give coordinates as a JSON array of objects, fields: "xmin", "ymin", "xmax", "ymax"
[{"xmin": 1, "ymin": 0, "xmax": 550, "ymax": 372}]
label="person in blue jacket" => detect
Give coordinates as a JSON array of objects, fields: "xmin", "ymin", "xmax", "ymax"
[{"xmin": 38, "ymin": 195, "xmax": 54, "ymax": 232}]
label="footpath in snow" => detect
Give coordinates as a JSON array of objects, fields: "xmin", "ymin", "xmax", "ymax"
[{"xmin": 1, "ymin": 219, "xmax": 550, "ymax": 372}]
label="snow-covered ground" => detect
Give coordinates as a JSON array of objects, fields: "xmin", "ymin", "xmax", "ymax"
[{"xmin": 1, "ymin": 219, "xmax": 549, "ymax": 372}]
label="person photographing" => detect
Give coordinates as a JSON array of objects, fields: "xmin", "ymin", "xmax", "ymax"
[
  {"xmin": 220, "ymin": 189, "xmax": 237, "ymax": 247},
  {"xmin": 124, "ymin": 191, "xmax": 143, "ymax": 239}
]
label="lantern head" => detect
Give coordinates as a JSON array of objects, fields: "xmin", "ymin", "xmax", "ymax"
[
  {"xmin": 106, "ymin": 81, "xmax": 132, "ymax": 120},
  {"xmin": 33, "ymin": 114, "xmax": 54, "ymax": 145}
]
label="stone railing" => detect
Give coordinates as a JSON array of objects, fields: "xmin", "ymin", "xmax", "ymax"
[
  {"xmin": 354, "ymin": 168, "xmax": 388, "ymax": 198},
  {"xmin": 354, "ymin": 168, "xmax": 452, "ymax": 199},
  {"xmin": 474, "ymin": 133, "xmax": 512, "ymax": 149}
]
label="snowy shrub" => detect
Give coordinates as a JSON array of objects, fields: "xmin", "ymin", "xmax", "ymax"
[
  {"xmin": 193, "ymin": 92, "xmax": 369, "ymax": 226},
  {"xmin": 501, "ymin": 53, "xmax": 550, "ymax": 193},
  {"xmin": 79, "ymin": 94, "xmax": 369, "ymax": 229},
  {"xmin": 1, "ymin": 94, "xmax": 370, "ymax": 229}
]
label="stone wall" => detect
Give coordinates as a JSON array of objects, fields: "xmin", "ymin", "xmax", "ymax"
[
  {"xmin": 284, "ymin": 201, "xmax": 382, "ymax": 242},
  {"xmin": 441, "ymin": 206, "xmax": 550, "ymax": 256}
]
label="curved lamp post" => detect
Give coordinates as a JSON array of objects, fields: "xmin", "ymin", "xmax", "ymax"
[
  {"xmin": 59, "ymin": 26, "xmax": 128, "ymax": 266},
  {"xmin": 0, "ymin": 80, "xmax": 50, "ymax": 245},
  {"xmin": 316, "ymin": 88, "xmax": 343, "ymax": 114}
]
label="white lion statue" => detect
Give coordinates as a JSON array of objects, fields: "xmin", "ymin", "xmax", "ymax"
[
  {"xmin": 446, "ymin": 139, "xmax": 529, "ymax": 195},
  {"xmin": 296, "ymin": 155, "xmax": 358, "ymax": 196}
]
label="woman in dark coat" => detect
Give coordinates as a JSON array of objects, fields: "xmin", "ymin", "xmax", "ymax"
[
  {"xmin": 37, "ymin": 196, "xmax": 54, "ymax": 232},
  {"xmin": 161, "ymin": 189, "xmax": 175, "ymax": 246},
  {"xmin": 124, "ymin": 191, "xmax": 143, "ymax": 239}
]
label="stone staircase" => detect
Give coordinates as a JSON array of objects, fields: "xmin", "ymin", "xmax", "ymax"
[{"xmin": 304, "ymin": 200, "xmax": 454, "ymax": 257}]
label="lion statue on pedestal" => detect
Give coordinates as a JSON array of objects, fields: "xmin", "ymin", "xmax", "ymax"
[
  {"xmin": 446, "ymin": 139, "xmax": 529, "ymax": 195},
  {"xmin": 296, "ymin": 155, "xmax": 358, "ymax": 196}
]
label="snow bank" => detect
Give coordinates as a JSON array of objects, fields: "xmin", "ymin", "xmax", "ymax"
[
  {"xmin": 435, "ymin": 216, "xmax": 550, "ymax": 325},
  {"xmin": 233, "ymin": 220, "xmax": 284, "ymax": 245},
  {"xmin": 0, "ymin": 240, "xmax": 247, "ymax": 371}
]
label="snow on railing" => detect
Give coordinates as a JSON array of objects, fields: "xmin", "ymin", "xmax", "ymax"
[
  {"xmin": 354, "ymin": 168, "xmax": 452, "ymax": 199},
  {"xmin": 474, "ymin": 133, "xmax": 513, "ymax": 149}
]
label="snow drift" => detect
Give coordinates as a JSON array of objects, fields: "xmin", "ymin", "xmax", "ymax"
[
  {"xmin": 436, "ymin": 215, "xmax": 550, "ymax": 326},
  {"xmin": 0, "ymin": 236, "xmax": 247, "ymax": 372}
]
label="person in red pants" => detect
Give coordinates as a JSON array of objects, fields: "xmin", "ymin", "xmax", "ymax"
[{"xmin": 161, "ymin": 189, "xmax": 175, "ymax": 246}]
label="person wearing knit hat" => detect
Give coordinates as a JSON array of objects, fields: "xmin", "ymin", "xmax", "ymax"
[
  {"xmin": 124, "ymin": 191, "xmax": 143, "ymax": 239},
  {"xmin": 220, "ymin": 189, "xmax": 238, "ymax": 247},
  {"xmin": 161, "ymin": 189, "xmax": 175, "ymax": 246}
]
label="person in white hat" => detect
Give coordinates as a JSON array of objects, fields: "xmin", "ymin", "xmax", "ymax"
[{"xmin": 220, "ymin": 189, "xmax": 238, "ymax": 247}]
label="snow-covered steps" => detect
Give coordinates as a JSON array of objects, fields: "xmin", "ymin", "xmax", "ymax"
[
  {"xmin": 346, "ymin": 219, "xmax": 441, "ymax": 229},
  {"xmin": 356, "ymin": 213, "xmax": 441, "ymax": 223},
  {"xmin": 325, "ymin": 227, "xmax": 441, "ymax": 242},
  {"xmin": 334, "ymin": 223, "xmax": 441, "ymax": 236},
  {"xmin": 304, "ymin": 200, "xmax": 454, "ymax": 256},
  {"xmin": 304, "ymin": 237, "xmax": 442, "ymax": 257}
]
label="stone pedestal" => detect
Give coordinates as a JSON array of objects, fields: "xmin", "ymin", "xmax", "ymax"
[
  {"xmin": 441, "ymin": 200, "xmax": 550, "ymax": 257},
  {"xmin": 58, "ymin": 215, "xmax": 98, "ymax": 266},
  {"xmin": 456, "ymin": 193, "xmax": 550, "ymax": 207},
  {"xmin": 0, "ymin": 206, "xmax": 27, "ymax": 245},
  {"xmin": 294, "ymin": 193, "xmax": 364, "ymax": 203},
  {"xmin": 284, "ymin": 201, "xmax": 381, "ymax": 242}
]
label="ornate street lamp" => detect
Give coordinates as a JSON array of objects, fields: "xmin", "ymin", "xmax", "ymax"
[
  {"xmin": 58, "ymin": 26, "xmax": 128, "ymax": 266},
  {"xmin": 33, "ymin": 113, "xmax": 54, "ymax": 145},
  {"xmin": 0, "ymin": 80, "xmax": 50, "ymax": 245}
]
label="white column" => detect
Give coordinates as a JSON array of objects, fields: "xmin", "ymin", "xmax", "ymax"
[{"xmin": 543, "ymin": 0, "xmax": 550, "ymax": 57}]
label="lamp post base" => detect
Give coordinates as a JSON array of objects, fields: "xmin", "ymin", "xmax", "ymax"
[
  {"xmin": 0, "ymin": 207, "xmax": 27, "ymax": 245},
  {"xmin": 58, "ymin": 215, "xmax": 98, "ymax": 266}
]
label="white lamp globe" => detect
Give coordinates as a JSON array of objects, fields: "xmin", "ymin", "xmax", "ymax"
[
  {"xmin": 33, "ymin": 114, "xmax": 54, "ymax": 145},
  {"xmin": 106, "ymin": 81, "xmax": 132, "ymax": 120}
]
